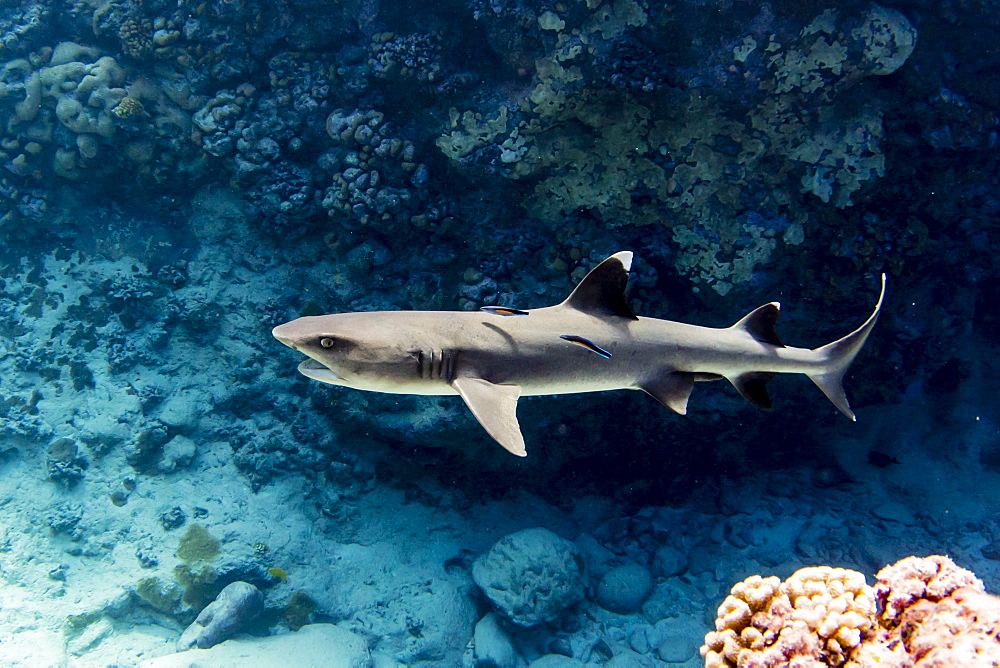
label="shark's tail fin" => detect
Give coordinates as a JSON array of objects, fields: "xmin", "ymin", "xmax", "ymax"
[{"xmin": 807, "ymin": 274, "xmax": 886, "ymax": 421}]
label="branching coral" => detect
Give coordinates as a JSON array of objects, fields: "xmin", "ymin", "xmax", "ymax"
[{"xmin": 117, "ymin": 16, "xmax": 153, "ymax": 60}]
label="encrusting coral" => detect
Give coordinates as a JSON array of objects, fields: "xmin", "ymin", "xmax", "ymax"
[{"xmin": 701, "ymin": 555, "xmax": 1000, "ymax": 667}]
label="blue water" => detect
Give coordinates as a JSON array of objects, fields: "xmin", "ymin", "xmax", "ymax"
[{"xmin": 1, "ymin": 0, "xmax": 998, "ymax": 665}]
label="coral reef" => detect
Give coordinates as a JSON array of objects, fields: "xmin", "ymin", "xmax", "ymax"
[
  {"xmin": 369, "ymin": 31, "xmax": 442, "ymax": 84},
  {"xmin": 435, "ymin": 3, "xmax": 917, "ymax": 293},
  {"xmin": 0, "ymin": 0, "xmax": 997, "ymax": 664},
  {"xmin": 320, "ymin": 107, "xmax": 427, "ymax": 231},
  {"xmin": 701, "ymin": 555, "xmax": 1000, "ymax": 667},
  {"xmin": 0, "ymin": 0, "xmax": 939, "ymax": 308}
]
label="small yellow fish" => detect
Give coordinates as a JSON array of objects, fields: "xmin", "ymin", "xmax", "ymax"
[{"xmin": 267, "ymin": 567, "xmax": 288, "ymax": 582}]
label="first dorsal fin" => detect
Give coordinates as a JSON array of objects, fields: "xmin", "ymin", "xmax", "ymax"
[
  {"xmin": 731, "ymin": 302, "xmax": 784, "ymax": 347},
  {"xmin": 560, "ymin": 251, "xmax": 638, "ymax": 320}
]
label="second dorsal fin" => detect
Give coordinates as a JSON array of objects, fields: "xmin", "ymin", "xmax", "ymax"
[
  {"xmin": 560, "ymin": 251, "xmax": 638, "ymax": 320},
  {"xmin": 730, "ymin": 302, "xmax": 785, "ymax": 347}
]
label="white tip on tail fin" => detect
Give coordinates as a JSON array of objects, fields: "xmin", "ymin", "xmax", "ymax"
[{"xmin": 807, "ymin": 274, "xmax": 886, "ymax": 421}]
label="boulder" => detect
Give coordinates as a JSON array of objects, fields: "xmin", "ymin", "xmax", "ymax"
[
  {"xmin": 596, "ymin": 564, "xmax": 653, "ymax": 614},
  {"xmin": 176, "ymin": 581, "xmax": 263, "ymax": 650},
  {"xmin": 473, "ymin": 612, "xmax": 520, "ymax": 668},
  {"xmin": 473, "ymin": 528, "xmax": 585, "ymax": 627}
]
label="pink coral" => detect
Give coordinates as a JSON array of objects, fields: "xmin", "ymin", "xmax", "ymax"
[
  {"xmin": 741, "ymin": 623, "xmax": 826, "ymax": 668},
  {"xmin": 705, "ymin": 556, "xmax": 1000, "ymax": 668},
  {"xmin": 902, "ymin": 587, "xmax": 1000, "ymax": 666},
  {"xmin": 873, "ymin": 555, "xmax": 984, "ymax": 627}
]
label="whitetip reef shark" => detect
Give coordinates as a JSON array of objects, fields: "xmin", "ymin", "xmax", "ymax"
[{"xmin": 273, "ymin": 252, "xmax": 885, "ymax": 457}]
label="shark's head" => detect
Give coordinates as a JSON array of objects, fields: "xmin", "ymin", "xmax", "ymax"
[{"xmin": 272, "ymin": 313, "xmax": 427, "ymax": 392}]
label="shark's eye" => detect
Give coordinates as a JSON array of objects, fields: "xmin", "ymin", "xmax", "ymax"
[{"xmin": 320, "ymin": 337, "xmax": 335, "ymax": 348}]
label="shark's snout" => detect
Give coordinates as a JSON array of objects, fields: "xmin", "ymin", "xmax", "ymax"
[
  {"xmin": 271, "ymin": 323, "xmax": 297, "ymax": 349},
  {"xmin": 273, "ymin": 320, "xmax": 344, "ymax": 385}
]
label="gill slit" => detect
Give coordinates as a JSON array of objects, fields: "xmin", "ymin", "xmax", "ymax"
[{"xmin": 417, "ymin": 349, "xmax": 457, "ymax": 382}]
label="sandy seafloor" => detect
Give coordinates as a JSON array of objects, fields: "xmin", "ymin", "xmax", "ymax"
[{"xmin": 2, "ymin": 188, "xmax": 1000, "ymax": 667}]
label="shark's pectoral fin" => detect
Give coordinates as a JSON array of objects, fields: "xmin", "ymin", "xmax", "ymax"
[
  {"xmin": 729, "ymin": 372, "xmax": 776, "ymax": 410},
  {"xmin": 639, "ymin": 371, "xmax": 696, "ymax": 415},
  {"xmin": 452, "ymin": 377, "xmax": 526, "ymax": 457}
]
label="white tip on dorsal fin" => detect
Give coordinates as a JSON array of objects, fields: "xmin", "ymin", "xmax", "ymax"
[
  {"xmin": 731, "ymin": 302, "xmax": 784, "ymax": 347},
  {"xmin": 612, "ymin": 251, "xmax": 633, "ymax": 271},
  {"xmin": 559, "ymin": 251, "xmax": 637, "ymax": 320}
]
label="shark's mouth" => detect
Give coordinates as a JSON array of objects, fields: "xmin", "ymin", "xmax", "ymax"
[{"xmin": 297, "ymin": 359, "xmax": 343, "ymax": 385}]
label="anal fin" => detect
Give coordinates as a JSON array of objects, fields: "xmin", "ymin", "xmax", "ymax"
[
  {"xmin": 452, "ymin": 377, "xmax": 526, "ymax": 456},
  {"xmin": 729, "ymin": 372, "xmax": 776, "ymax": 410},
  {"xmin": 639, "ymin": 371, "xmax": 696, "ymax": 415}
]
